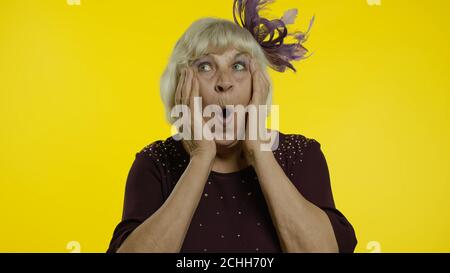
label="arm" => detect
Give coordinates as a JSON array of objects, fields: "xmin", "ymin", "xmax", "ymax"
[
  {"xmin": 117, "ymin": 153, "xmax": 214, "ymax": 253},
  {"xmin": 244, "ymin": 59, "xmax": 337, "ymax": 252},
  {"xmin": 118, "ymin": 66, "xmax": 216, "ymax": 253},
  {"xmin": 251, "ymin": 149, "xmax": 339, "ymax": 253}
]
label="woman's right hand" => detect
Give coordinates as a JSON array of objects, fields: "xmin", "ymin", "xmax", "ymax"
[{"xmin": 175, "ymin": 66, "xmax": 216, "ymax": 161}]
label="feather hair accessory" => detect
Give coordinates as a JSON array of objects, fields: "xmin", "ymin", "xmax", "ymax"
[{"xmin": 232, "ymin": 0, "xmax": 314, "ymax": 72}]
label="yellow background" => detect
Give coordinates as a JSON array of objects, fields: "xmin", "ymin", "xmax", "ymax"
[{"xmin": 1, "ymin": 0, "xmax": 449, "ymax": 252}]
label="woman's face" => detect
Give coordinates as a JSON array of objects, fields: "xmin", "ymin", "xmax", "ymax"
[{"xmin": 191, "ymin": 47, "xmax": 253, "ymax": 147}]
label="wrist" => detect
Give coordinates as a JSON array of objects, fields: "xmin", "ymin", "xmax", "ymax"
[
  {"xmin": 252, "ymin": 148, "xmax": 273, "ymax": 165},
  {"xmin": 244, "ymin": 142, "xmax": 272, "ymax": 166},
  {"xmin": 191, "ymin": 151, "xmax": 216, "ymax": 164}
]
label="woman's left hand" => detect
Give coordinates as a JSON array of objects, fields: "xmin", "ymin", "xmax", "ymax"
[{"xmin": 242, "ymin": 59, "xmax": 271, "ymax": 166}]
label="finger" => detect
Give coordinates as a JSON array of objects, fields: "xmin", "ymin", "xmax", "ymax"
[
  {"xmin": 192, "ymin": 76, "xmax": 210, "ymax": 133},
  {"xmin": 250, "ymin": 59, "xmax": 259, "ymax": 96},
  {"xmin": 254, "ymin": 71, "xmax": 269, "ymax": 105},
  {"xmin": 250, "ymin": 58, "xmax": 257, "ymax": 76},
  {"xmin": 260, "ymin": 69, "xmax": 269, "ymax": 86},
  {"xmin": 192, "ymin": 70, "xmax": 199, "ymax": 100},
  {"xmin": 188, "ymin": 72, "xmax": 196, "ymax": 113},
  {"xmin": 182, "ymin": 68, "xmax": 193, "ymax": 105},
  {"xmin": 181, "ymin": 68, "xmax": 189, "ymax": 103},
  {"xmin": 251, "ymin": 60, "xmax": 269, "ymax": 92},
  {"xmin": 190, "ymin": 73, "xmax": 207, "ymax": 136},
  {"xmin": 192, "ymin": 78, "xmax": 212, "ymax": 139},
  {"xmin": 189, "ymin": 69, "xmax": 200, "ymax": 112},
  {"xmin": 260, "ymin": 71, "xmax": 270, "ymax": 97},
  {"xmin": 174, "ymin": 73, "xmax": 181, "ymax": 105},
  {"xmin": 175, "ymin": 68, "xmax": 186, "ymax": 105},
  {"xmin": 188, "ymin": 72, "xmax": 197, "ymax": 132},
  {"xmin": 182, "ymin": 67, "xmax": 194, "ymax": 105},
  {"xmin": 182, "ymin": 67, "xmax": 192, "ymax": 105},
  {"xmin": 251, "ymin": 71, "xmax": 264, "ymax": 104},
  {"xmin": 250, "ymin": 61, "xmax": 259, "ymax": 102}
]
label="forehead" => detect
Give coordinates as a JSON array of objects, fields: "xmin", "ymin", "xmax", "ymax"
[{"xmin": 199, "ymin": 48, "xmax": 250, "ymax": 60}]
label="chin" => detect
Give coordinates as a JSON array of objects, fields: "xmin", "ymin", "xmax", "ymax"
[{"xmin": 214, "ymin": 138, "xmax": 239, "ymax": 148}]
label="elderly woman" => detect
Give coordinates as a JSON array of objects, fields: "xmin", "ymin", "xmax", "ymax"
[{"xmin": 107, "ymin": 0, "xmax": 356, "ymax": 253}]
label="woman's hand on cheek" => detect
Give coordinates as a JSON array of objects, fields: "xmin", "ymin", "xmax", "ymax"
[
  {"xmin": 175, "ymin": 66, "xmax": 216, "ymax": 161},
  {"xmin": 248, "ymin": 59, "xmax": 270, "ymax": 107},
  {"xmin": 242, "ymin": 59, "xmax": 271, "ymax": 166}
]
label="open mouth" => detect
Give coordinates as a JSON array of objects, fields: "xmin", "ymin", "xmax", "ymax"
[
  {"xmin": 220, "ymin": 106, "xmax": 233, "ymax": 125},
  {"xmin": 222, "ymin": 107, "xmax": 229, "ymax": 118}
]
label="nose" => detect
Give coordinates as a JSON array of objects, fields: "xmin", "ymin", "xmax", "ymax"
[
  {"xmin": 215, "ymin": 82, "xmax": 233, "ymax": 93},
  {"xmin": 214, "ymin": 70, "xmax": 233, "ymax": 93}
]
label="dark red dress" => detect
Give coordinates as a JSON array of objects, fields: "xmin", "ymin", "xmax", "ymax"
[{"xmin": 107, "ymin": 131, "xmax": 357, "ymax": 253}]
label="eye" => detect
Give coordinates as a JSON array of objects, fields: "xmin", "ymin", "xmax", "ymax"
[
  {"xmin": 233, "ymin": 61, "xmax": 246, "ymax": 71},
  {"xmin": 198, "ymin": 62, "xmax": 212, "ymax": 72}
]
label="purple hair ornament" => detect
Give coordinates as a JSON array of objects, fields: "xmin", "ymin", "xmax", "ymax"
[{"xmin": 233, "ymin": 0, "xmax": 314, "ymax": 72}]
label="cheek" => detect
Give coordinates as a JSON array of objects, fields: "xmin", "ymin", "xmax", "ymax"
[
  {"xmin": 197, "ymin": 78, "xmax": 215, "ymax": 104},
  {"xmin": 235, "ymin": 75, "xmax": 252, "ymax": 103}
]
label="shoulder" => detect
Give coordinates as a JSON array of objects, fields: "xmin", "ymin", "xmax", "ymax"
[
  {"xmin": 278, "ymin": 131, "xmax": 320, "ymax": 150},
  {"xmin": 137, "ymin": 135, "xmax": 180, "ymax": 157},
  {"xmin": 276, "ymin": 131, "xmax": 321, "ymax": 158},
  {"xmin": 135, "ymin": 135, "xmax": 189, "ymax": 174},
  {"xmin": 273, "ymin": 131, "xmax": 323, "ymax": 171}
]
